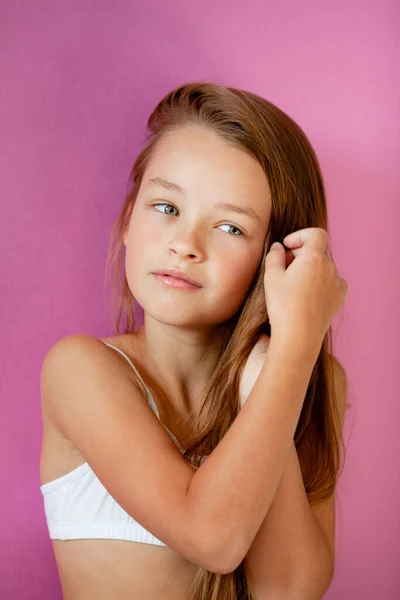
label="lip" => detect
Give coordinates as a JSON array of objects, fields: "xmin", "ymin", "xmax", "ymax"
[
  {"xmin": 153, "ymin": 274, "xmax": 200, "ymax": 290},
  {"xmin": 153, "ymin": 268, "xmax": 202, "ymax": 288}
]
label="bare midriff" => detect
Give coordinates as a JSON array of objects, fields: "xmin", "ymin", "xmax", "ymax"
[{"xmin": 51, "ymin": 538, "xmax": 200, "ymax": 600}]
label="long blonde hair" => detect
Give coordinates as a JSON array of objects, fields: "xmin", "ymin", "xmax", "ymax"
[{"xmin": 104, "ymin": 80, "xmax": 349, "ymax": 600}]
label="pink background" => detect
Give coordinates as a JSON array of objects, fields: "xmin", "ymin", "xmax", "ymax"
[{"xmin": 1, "ymin": 1, "xmax": 399, "ymax": 598}]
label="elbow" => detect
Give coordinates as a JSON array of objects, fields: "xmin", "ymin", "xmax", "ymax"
[
  {"xmin": 200, "ymin": 527, "xmax": 246, "ymax": 575},
  {"xmin": 201, "ymin": 546, "xmax": 240, "ymax": 576},
  {"xmin": 187, "ymin": 500, "xmax": 247, "ymax": 575},
  {"xmin": 217, "ymin": 555, "xmax": 245, "ymax": 576}
]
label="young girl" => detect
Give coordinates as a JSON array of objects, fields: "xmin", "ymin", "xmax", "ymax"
[{"xmin": 40, "ymin": 81, "xmax": 348, "ymax": 600}]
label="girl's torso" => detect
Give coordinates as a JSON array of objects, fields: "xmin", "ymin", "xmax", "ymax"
[{"xmin": 40, "ymin": 334, "xmax": 202, "ymax": 600}]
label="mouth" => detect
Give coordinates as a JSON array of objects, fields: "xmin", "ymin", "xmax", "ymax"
[{"xmin": 153, "ymin": 272, "xmax": 201, "ymax": 290}]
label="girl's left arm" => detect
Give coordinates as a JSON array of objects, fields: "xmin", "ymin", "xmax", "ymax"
[
  {"xmin": 244, "ymin": 441, "xmax": 335, "ymax": 600},
  {"xmin": 240, "ymin": 342, "xmax": 347, "ymax": 600}
]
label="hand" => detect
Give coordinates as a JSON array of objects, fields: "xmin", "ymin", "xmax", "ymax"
[{"xmin": 264, "ymin": 228, "xmax": 348, "ymax": 351}]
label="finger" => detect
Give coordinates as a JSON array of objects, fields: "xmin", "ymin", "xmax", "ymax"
[
  {"xmin": 286, "ymin": 246, "xmax": 332, "ymax": 263},
  {"xmin": 285, "ymin": 249, "xmax": 295, "ymax": 267},
  {"xmin": 283, "ymin": 228, "xmax": 328, "ymax": 254}
]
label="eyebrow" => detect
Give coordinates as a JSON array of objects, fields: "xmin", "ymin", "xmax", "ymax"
[{"xmin": 147, "ymin": 177, "xmax": 261, "ymax": 223}]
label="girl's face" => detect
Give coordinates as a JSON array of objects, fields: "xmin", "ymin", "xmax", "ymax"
[{"xmin": 124, "ymin": 125, "xmax": 271, "ymax": 329}]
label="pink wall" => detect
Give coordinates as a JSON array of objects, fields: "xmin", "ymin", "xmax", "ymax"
[{"xmin": 1, "ymin": 1, "xmax": 399, "ymax": 598}]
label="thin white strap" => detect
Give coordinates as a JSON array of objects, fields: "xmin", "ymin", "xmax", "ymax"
[
  {"xmin": 146, "ymin": 394, "xmax": 161, "ymax": 419},
  {"xmin": 102, "ymin": 342, "xmax": 160, "ymax": 419},
  {"xmin": 103, "ymin": 341, "xmax": 186, "ymax": 454}
]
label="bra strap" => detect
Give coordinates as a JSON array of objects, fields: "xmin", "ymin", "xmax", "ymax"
[
  {"xmin": 101, "ymin": 341, "xmax": 187, "ymax": 454},
  {"xmin": 102, "ymin": 342, "xmax": 160, "ymax": 419}
]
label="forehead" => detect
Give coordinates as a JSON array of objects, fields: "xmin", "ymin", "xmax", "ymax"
[{"xmin": 143, "ymin": 126, "xmax": 271, "ymax": 220}]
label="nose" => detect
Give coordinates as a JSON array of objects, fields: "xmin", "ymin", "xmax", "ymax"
[{"xmin": 168, "ymin": 226, "xmax": 205, "ymax": 261}]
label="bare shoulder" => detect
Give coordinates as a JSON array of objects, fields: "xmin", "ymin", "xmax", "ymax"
[
  {"xmin": 42, "ymin": 333, "xmax": 126, "ymax": 364},
  {"xmin": 239, "ymin": 334, "xmax": 271, "ymax": 408},
  {"xmin": 42, "ymin": 333, "xmax": 111, "ymax": 366},
  {"xmin": 330, "ymin": 355, "xmax": 349, "ymax": 429},
  {"xmin": 42, "ymin": 334, "xmax": 141, "ymax": 389},
  {"xmin": 40, "ymin": 333, "xmax": 149, "ymax": 434}
]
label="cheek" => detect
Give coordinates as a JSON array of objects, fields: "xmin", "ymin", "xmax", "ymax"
[
  {"xmin": 127, "ymin": 219, "xmax": 159, "ymax": 259},
  {"xmin": 124, "ymin": 232, "xmax": 147, "ymax": 286},
  {"xmin": 124, "ymin": 221, "xmax": 163, "ymax": 290},
  {"xmin": 215, "ymin": 251, "xmax": 259, "ymax": 298}
]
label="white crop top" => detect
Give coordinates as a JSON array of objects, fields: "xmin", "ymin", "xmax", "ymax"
[{"xmin": 40, "ymin": 341, "xmax": 207, "ymax": 547}]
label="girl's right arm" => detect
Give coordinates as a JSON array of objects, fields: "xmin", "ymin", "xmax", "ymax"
[{"xmin": 41, "ymin": 332, "xmax": 318, "ymax": 575}]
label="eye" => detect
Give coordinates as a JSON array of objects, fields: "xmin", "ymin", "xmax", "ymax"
[
  {"xmin": 154, "ymin": 203, "xmax": 178, "ymax": 216},
  {"xmin": 218, "ymin": 223, "xmax": 244, "ymax": 236},
  {"xmin": 152, "ymin": 203, "xmax": 245, "ymax": 237}
]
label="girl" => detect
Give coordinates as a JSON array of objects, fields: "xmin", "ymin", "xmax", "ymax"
[{"xmin": 40, "ymin": 81, "xmax": 348, "ymax": 600}]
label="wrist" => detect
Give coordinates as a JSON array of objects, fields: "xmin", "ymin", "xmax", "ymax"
[{"xmin": 268, "ymin": 332, "xmax": 321, "ymax": 368}]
